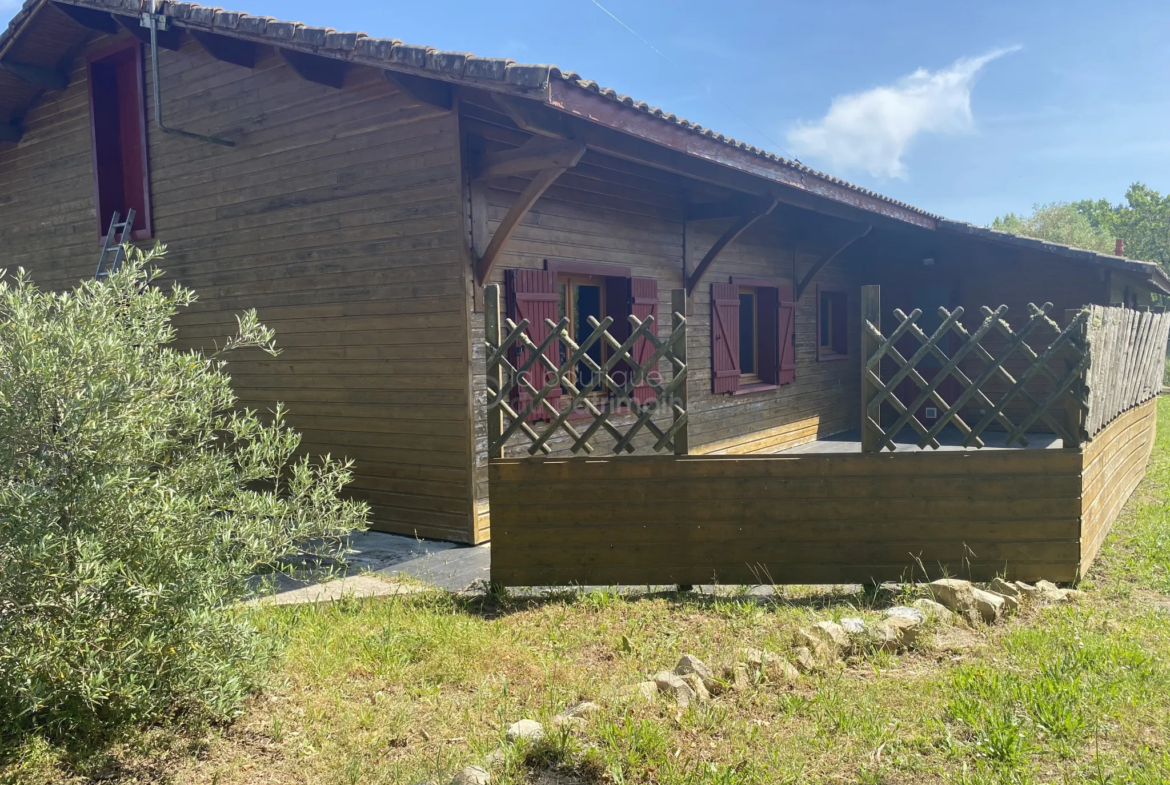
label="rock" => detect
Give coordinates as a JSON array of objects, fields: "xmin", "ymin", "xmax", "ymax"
[
  {"xmin": 722, "ymin": 663, "xmax": 753, "ymax": 691},
  {"xmin": 1014, "ymin": 580, "xmax": 1038, "ymax": 597},
  {"xmin": 451, "ymin": 766, "xmax": 491, "ymax": 785},
  {"xmin": 793, "ymin": 646, "xmax": 820, "ymax": 674},
  {"xmin": 552, "ymin": 715, "xmax": 586, "ymax": 729},
  {"xmin": 971, "ymin": 588, "xmax": 1005, "ymax": 623},
  {"xmin": 557, "ymin": 701, "xmax": 599, "ymax": 720},
  {"xmin": 912, "ymin": 598, "xmax": 955, "ymax": 625},
  {"xmin": 867, "ymin": 620, "xmax": 900, "ymax": 652},
  {"xmin": 740, "ymin": 647, "xmax": 798, "ymax": 682},
  {"xmin": 505, "ymin": 719, "xmax": 544, "ymax": 743},
  {"xmin": 989, "ymin": 591, "xmax": 1020, "ymax": 614},
  {"xmin": 653, "ymin": 671, "xmax": 696, "ymax": 708},
  {"xmin": 885, "ymin": 606, "xmax": 926, "ymax": 625},
  {"xmin": 623, "ymin": 681, "xmax": 659, "ymax": 702},
  {"xmin": 989, "ymin": 577, "xmax": 1020, "ymax": 598},
  {"xmin": 809, "ymin": 620, "xmax": 852, "ymax": 652},
  {"xmin": 929, "ymin": 579, "xmax": 982, "ymax": 625},
  {"xmin": 880, "ymin": 615, "xmax": 921, "ymax": 649},
  {"xmin": 484, "ymin": 748, "xmax": 506, "ymax": 768},
  {"xmin": 1061, "ymin": 589, "xmax": 1086, "ymax": 603},
  {"xmin": 680, "ymin": 673, "xmax": 710, "ymax": 702},
  {"xmin": 674, "ymin": 654, "xmax": 720, "ymax": 694},
  {"xmin": 840, "ymin": 617, "xmax": 867, "ymax": 635}
]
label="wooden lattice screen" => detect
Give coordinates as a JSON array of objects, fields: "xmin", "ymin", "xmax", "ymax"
[
  {"xmin": 860, "ymin": 286, "xmax": 1091, "ymax": 452},
  {"xmin": 1083, "ymin": 306, "xmax": 1170, "ymax": 438},
  {"xmin": 484, "ymin": 284, "xmax": 689, "ymax": 457}
]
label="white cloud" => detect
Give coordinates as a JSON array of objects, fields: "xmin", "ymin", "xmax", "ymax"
[{"xmin": 787, "ymin": 46, "xmax": 1021, "ymax": 179}]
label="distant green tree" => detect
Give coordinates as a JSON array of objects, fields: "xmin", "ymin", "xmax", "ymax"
[
  {"xmin": 1075, "ymin": 183, "xmax": 1170, "ymax": 268},
  {"xmin": 991, "ymin": 202, "xmax": 1115, "ymax": 254}
]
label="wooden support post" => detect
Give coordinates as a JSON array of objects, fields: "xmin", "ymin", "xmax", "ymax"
[
  {"xmin": 672, "ymin": 288, "xmax": 689, "ymax": 455},
  {"xmin": 485, "ymin": 284, "xmax": 505, "ymax": 459},
  {"xmin": 861, "ymin": 285, "xmax": 881, "ymax": 452}
]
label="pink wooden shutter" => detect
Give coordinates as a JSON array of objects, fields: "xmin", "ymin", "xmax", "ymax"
[
  {"xmin": 711, "ymin": 282, "xmax": 741, "ymax": 394},
  {"xmin": 506, "ymin": 268, "xmax": 561, "ymax": 422},
  {"xmin": 778, "ymin": 287, "xmax": 796, "ymax": 386},
  {"xmin": 630, "ymin": 277, "xmax": 659, "ymax": 405}
]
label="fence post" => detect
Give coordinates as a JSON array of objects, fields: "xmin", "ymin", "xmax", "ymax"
[
  {"xmin": 860, "ymin": 285, "xmax": 881, "ymax": 453},
  {"xmin": 1064, "ymin": 308, "xmax": 1086, "ymax": 448},
  {"xmin": 485, "ymin": 283, "xmax": 505, "ymax": 460},
  {"xmin": 672, "ymin": 288, "xmax": 689, "ymax": 455}
]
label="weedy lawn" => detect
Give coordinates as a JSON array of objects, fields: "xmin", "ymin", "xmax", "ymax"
[{"xmin": 9, "ymin": 400, "xmax": 1170, "ymax": 785}]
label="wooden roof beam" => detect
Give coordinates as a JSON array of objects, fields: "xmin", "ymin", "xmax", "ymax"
[
  {"xmin": 384, "ymin": 70, "xmax": 452, "ymax": 110},
  {"xmin": 686, "ymin": 198, "xmax": 778, "ymax": 297},
  {"xmin": 52, "ymin": 2, "xmax": 118, "ymax": 34},
  {"xmin": 0, "ymin": 59, "xmax": 68, "ymax": 91},
  {"xmin": 280, "ymin": 49, "xmax": 348, "ymax": 89},
  {"xmin": 115, "ymin": 14, "xmax": 183, "ymax": 51},
  {"xmin": 0, "ymin": 121, "xmax": 21, "ymax": 143},
  {"xmin": 688, "ymin": 193, "xmax": 770, "ymax": 222},
  {"xmin": 794, "ymin": 225, "xmax": 872, "ymax": 300},
  {"xmin": 474, "ymin": 135, "xmax": 586, "ymax": 180},
  {"xmin": 475, "ymin": 165, "xmax": 577, "ymax": 286},
  {"xmin": 190, "ymin": 30, "xmax": 256, "ymax": 69}
]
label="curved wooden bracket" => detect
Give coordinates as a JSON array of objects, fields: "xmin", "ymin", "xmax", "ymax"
[
  {"xmin": 475, "ymin": 165, "xmax": 571, "ymax": 285},
  {"xmin": 794, "ymin": 225, "xmax": 872, "ymax": 301},
  {"xmin": 475, "ymin": 136, "xmax": 585, "ymax": 180},
  {"xmin": 685, "ymin": 198, "xmax": 777, "ymax": 296}
]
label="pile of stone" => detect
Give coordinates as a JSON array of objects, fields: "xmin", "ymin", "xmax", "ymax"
[{"xmin": 928, "ymin": 577, "xmax": 1082, "ymax": 625}]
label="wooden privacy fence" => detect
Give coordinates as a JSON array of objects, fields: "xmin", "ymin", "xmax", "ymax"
[
  {"xmin": 1082, "ymin": 306, "xmax": 1170, "ymax": 439},
  {"xmin": 860, "ymin": 286, "xmax": 1091, "ymax": 451},
  {"xmin": 484, "ymin": 284, "xmax": 689, "ymax": 457}
]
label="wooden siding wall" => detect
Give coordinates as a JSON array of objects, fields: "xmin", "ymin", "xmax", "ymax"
[
  {"xmin": 490, "ymin": 449, "xmax": 1085, "ymax": 586},
  {"xmin": 462, "ymin": 102, "xmax": 863, "ymax": 538},
  {"xmin": 0, "ymin": 34, "xmax": 477, "ymax": 541},
  {"xmin": 1080, "ymin": 398, "xmax": 1158, "ymax": 573}
]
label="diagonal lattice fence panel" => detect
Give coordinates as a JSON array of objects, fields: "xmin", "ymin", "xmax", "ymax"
[
  {"xmin": 484, "ymin": 283, "xmax": 688, "ymax": 457},
  {"xmin": 861, "ymin": 286, "xmax": 1090, "ymax": 451}
]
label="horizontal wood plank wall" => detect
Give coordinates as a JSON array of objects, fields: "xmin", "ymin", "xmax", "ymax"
[
  {"xmin": 688, "ymin": 219, "xmax": 859, "ymax": 455},
  {"xmin": 490, "ymin": 449, "xmax": 1084, "ymax": 586},
  {"xmin": 1080, "ymin": 398, "xmax": 1158, "ymax": 573},
  {"xmin": 0, "ymin": 35, "xmax": 475, "ymax": 541}
]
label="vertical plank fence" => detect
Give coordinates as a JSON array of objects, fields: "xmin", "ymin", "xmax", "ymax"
[{"xmin": 1083, "ymin": 306, "xmax": 1170, "ymax": 438}]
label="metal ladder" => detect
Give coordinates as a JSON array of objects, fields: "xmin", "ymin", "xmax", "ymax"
[{"xmin": 94, "ymin": 208, "xmax": 136, "ymax": 281}]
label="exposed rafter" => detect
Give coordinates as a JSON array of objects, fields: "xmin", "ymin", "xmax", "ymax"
[
  {"xmin": 474, "ymin": 165, "xmax": 578, "ymax": 285},
  {"xmin": 0, "ymin": 121, "xmax": 22, "ymax": 143},
  {"xmin": 794, "ymin": 226, "xmax": 872, "ymax": 301},
  {"xmin": 52, "ymin": 1, "xmax": 118, "ymax": 34},
  {"xmin": 190, "ymin": 30, "xmax": 256, "ymax": 69},
  {"xmin": 115, "ymin": 14, "xmax": 182, "ymax": 51},
  {"xmin": 474, "ymin": 136, "xmax": 586, "ymax": 180},
  {"xmin": 0, "ymin": 59, "xmax": 68, "ymax": 91},
  {"xmin": 493, "ymin": 93, "xmax": 574, "ymax": 139},
  {"xmin": 384, "ymin": 70, "xmax": 451, "ymax": 110},
  {"xmin": 685, "ymin": 198, "xmax": 778, "ymax": 296},
  {"xmin": 279, "ymin": 49, "xmax": 348, "ymax": 89},
  {"xmin": 687, "ymin": 193, "xmax": 772, "ymax": 222}
]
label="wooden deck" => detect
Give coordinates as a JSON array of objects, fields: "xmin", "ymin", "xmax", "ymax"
[{"xmin": 781, "ymin": 426, "xmax": 1063, "ymax": 454}]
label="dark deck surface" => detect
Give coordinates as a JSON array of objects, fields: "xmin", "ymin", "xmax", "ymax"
[{"xmin": 781, "ymin": 426, "xmax": 1063, "ymax": 454}]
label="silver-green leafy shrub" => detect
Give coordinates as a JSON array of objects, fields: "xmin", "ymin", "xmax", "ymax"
[{"xmin": 0, "ymin": 246, "xmax": 368, "ymax": 747}]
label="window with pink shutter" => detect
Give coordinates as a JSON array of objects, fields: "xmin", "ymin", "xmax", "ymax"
[{"xmin": 506, "ymin": 268, "xmax": 562, "ymax": 422}]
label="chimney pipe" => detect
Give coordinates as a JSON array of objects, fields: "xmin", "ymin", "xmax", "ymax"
[{"xmin": 1115, "ymin": 238, "xmax": 1125, "ymax": 256}]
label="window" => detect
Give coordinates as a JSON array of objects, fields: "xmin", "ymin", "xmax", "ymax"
[
  {"xmin": 711, "ymin": 279, "xmax": 795, "ymax": 394},
  {"xmin": 817, "ymin": 286, "xmax": 848, "ymax": 360},
  {"xmin": 86, "ymin": 40, "xmax": 152, "ymax": 241},
  {"xmin": 738, "ymin": 287, "xmax": 759, "ymax": 384},
  {"xmin": 558, "ymin": 273, "xmax": 607, "ymax": 391},
  {"xmin": 506, "ymin": 263, "xmax": 659, "ymax": 421}
]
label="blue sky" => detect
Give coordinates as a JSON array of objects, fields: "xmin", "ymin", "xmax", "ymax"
[{"xmin": 12, "ymin": 0, "xmax": 1169, "ymax": 223}]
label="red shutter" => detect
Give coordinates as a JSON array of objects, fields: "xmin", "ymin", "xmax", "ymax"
[
  {"xmin": 630, "ymin": 277, "xmax": 659, "ymax": 405},
  {"xmin": 506, "ymin": 268, "xmax": 561, "ymax": 422},
  {"xmin": 778, "ymin": 287, "xmax": 796, "ymax": 386},
  {"xmin": 711, "ymin": 282, "xmax": 741, "ymax": 394}
]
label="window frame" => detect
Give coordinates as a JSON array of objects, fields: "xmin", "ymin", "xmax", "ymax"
[
  {"xmin": 86, "ymin": 37, "xmax": 153, "ymax": 244},
  {"xmin": 557, "ymin": 271, "xmax": 609, "ymax": 399},
  {"xmin": 737, "ymin": 286, "xmax": 761, "ymax": 385},
  {"xmin": 727, "ymin": 275, "xmax": 791, "ymax": 393},
  {"xmin": 816, "ymin": 284, "xmax": 850, "ymax": 361}
]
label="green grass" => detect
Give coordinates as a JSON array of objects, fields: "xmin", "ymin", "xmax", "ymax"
[{"xmin": 8, "ymin": 400, "xmax": 1170, "ymax": 784}]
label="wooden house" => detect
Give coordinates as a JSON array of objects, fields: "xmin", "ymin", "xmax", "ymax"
[{"xmin": 2, "ymin": 0, "xmax": 1167, "ymax": 548}]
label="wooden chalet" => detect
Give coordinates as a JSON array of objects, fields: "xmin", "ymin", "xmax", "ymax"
[{"xmin": 2, "ymin": 0, "xmax": 1168, "ymax": 583}]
